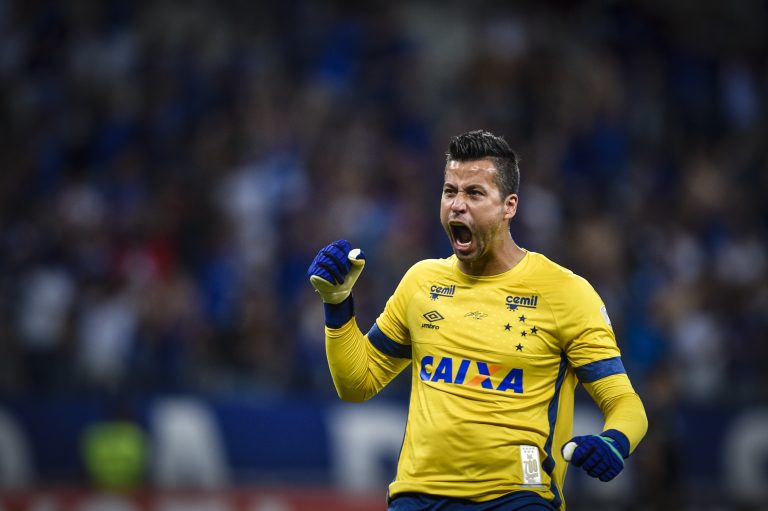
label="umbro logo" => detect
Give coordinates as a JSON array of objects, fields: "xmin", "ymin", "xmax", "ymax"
[
  {"xmin": 421, "ymin": 310, "xmax": 444, "ymax": 329},
  {"xmin": 423, "ymin": 311, "xmax": 444, "ymax": 322}
]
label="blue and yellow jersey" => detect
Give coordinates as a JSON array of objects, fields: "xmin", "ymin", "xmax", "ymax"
[{"xmin": 325, "ymin": 251, "xmax": 647, "ymax": 509}]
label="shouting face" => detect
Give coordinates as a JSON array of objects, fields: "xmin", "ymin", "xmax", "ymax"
[{"xmin": 440, "ymin": 159, "xmax": 518, "ymax": 272}]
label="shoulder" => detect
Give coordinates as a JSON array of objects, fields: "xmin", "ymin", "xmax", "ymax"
[
  {"xmin": 525, "ymin": 252, "xmax": 600, "ymax": 301},
  {"xmin": 525, "ymin": 253, "xmax": 612, "ymax": 334},
  {"xmin": 388, "ymin": 256, "xmax": 456, "ymax": 302},
  {"xmin": 403, "ymin": 255, "xmax": 456, "ymax": 280}
]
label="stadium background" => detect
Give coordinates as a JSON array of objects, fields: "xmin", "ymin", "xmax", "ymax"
[{"xmin": 0, "ymin": 0, "xmax": 766, "ymax": 509}]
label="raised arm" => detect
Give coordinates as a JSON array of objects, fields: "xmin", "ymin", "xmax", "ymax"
[{"xmin": 308, "ymin": 240, "xmax": 410, "ymax": 402}]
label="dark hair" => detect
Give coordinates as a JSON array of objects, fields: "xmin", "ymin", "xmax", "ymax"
[{"xmin": 446, "ymin": 130, "xmax": 520, "ymax": 197}]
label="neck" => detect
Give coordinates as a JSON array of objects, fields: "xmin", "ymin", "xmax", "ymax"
[{"xmin": 457, "ymin": 238, "xmax": 527, "ymax": 276}]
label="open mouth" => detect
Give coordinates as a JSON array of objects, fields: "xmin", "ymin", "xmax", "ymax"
[{"xmin": 450, "ymin": 222, "xmax": 473, "ymax": 250}]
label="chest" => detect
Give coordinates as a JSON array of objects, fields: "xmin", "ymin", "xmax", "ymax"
[{"xmin": 406, "ymin": 280, "xmax": 562, "ymax": 363}]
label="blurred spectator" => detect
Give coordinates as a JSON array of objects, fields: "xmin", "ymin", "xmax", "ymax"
[
  {"xmin": 75, "ymin": 273, "xmax": 137, "ymax": 390},
  {"xmin": 17, "ymin": 253, "xmax": 76, "ymax": 391}
]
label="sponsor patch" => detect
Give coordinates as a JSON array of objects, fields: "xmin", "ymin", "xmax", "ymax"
[
  {"xmin": 520, "ymin": 445, "xmax": 542, "ymax": 485},
  {"xmin": 430, "ymin": 284, "xmax": 455, "ymax": 300},
  {"xmin": 505, "ymin": 295, "xmax": 539, "ymax": 310}
]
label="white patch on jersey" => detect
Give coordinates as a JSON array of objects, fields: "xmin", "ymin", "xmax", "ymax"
[
  {"xmin": 520, "ymin": 445, "xmax": 542, "ymax": 485},
  {"xmin": 600, "ymin": 305, "xmax": 613, "ymax": 329}
]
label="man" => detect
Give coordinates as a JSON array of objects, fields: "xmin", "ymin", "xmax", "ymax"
[{"xmin": 307, "ymin": 130, "xmax": 647, "ymax": 510}]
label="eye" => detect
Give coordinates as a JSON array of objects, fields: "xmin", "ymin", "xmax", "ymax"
[{"xmin": 443, "ymin": 188, "xmax": 456, "ymax": 197}]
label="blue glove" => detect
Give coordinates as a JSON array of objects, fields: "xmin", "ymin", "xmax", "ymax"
[
  {"xmin": 564, "ymin": 429, "xmax": 629, "ymax": 482},
  {"xmin": 307, "ymin": 240, "xmax": 366, "ymax": 327}
]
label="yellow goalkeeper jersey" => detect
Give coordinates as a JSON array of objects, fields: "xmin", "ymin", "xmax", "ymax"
[{"xmin": 325, "ymin": 251, "xmax": 646, "ymax": 509}]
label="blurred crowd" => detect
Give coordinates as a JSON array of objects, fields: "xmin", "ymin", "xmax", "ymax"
[{"xmin": 0, "ymin": 0, "xmax": 766, "ymax": 417}]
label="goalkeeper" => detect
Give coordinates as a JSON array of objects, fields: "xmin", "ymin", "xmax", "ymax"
[{"xmin": 308, "ymin": 130, "xmax": 647, "ymax": 510}]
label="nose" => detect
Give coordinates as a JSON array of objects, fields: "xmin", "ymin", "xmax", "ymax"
[{"xmin": 450, "ymin": 193, "xmax": 467, "ymax": 213}]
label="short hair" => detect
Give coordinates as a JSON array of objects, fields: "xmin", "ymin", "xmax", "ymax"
[{"xmin": 446, "ymin": 130, "xmax": 520, "ymax": 198}]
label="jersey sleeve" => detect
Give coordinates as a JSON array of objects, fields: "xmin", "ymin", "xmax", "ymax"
[
  {"xmin": 554, "ymin": 274, "xmax": 647, "ymax": 453},
  {"xmin": 372, "ymin": 262, "xmax": 423, "ymax": 349},
  {"xmin": 325, "ymin": 262, "xmax": 423, "ymax": 402},
  {"xmin": 582, "ymin": 374, "xmax": 648, "ymax": 454},
  {"xmin": 555, "ymin": 274, "xmax": 624, "ymax": 382},
  {"xmin": 326, "ymin": 319, "xmax": 411, "ymax": 402}
]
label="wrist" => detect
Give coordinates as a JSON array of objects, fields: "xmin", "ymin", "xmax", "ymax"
[
  {"xmin": 324, "ymin": 295, "xmax": 355, "ymax": 328},
  {"xmin": 601, "ymin": 429, "xmax": 630, "ymax": 458}
]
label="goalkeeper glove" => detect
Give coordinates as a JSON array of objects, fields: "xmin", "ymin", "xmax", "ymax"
[
  {"xmin": 307, "ymin": 240, "xmax": 366, "ymax": 327},
  {"xmin": 563, "ymin": 429, "xmax": 629, "ymax": 482}
]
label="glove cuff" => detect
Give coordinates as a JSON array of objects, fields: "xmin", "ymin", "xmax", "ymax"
[
  {"xmin": 324, "ymin": 295, "xmax": 355, "ymax": 328},
  {"xmin": 601, "ymin": 429, "xmax": 630, "ymax": 458}
]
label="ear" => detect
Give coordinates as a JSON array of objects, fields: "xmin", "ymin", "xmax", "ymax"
[{"xmin": 503, "ymin": 194, "xmax": 518, "ymax": 221}]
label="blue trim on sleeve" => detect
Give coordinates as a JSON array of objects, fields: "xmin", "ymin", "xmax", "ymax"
[
  {"xmin": 367, "ymin": 323, "xmax": 412, "ymax": 359},
  {"xmin": 574, "ymin": 356, "xmax": 626, "ymax": 383},
  {"xmin": 601, "ymin": 429, "xmax": 630, "ymax": 459},
  {"xmin": 323, "ymin": 296, "xmax": 354, "ymax": 328},
  {"xmin": 542, "ymin": 353, "xmax": 568, "ymax": 510}
]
